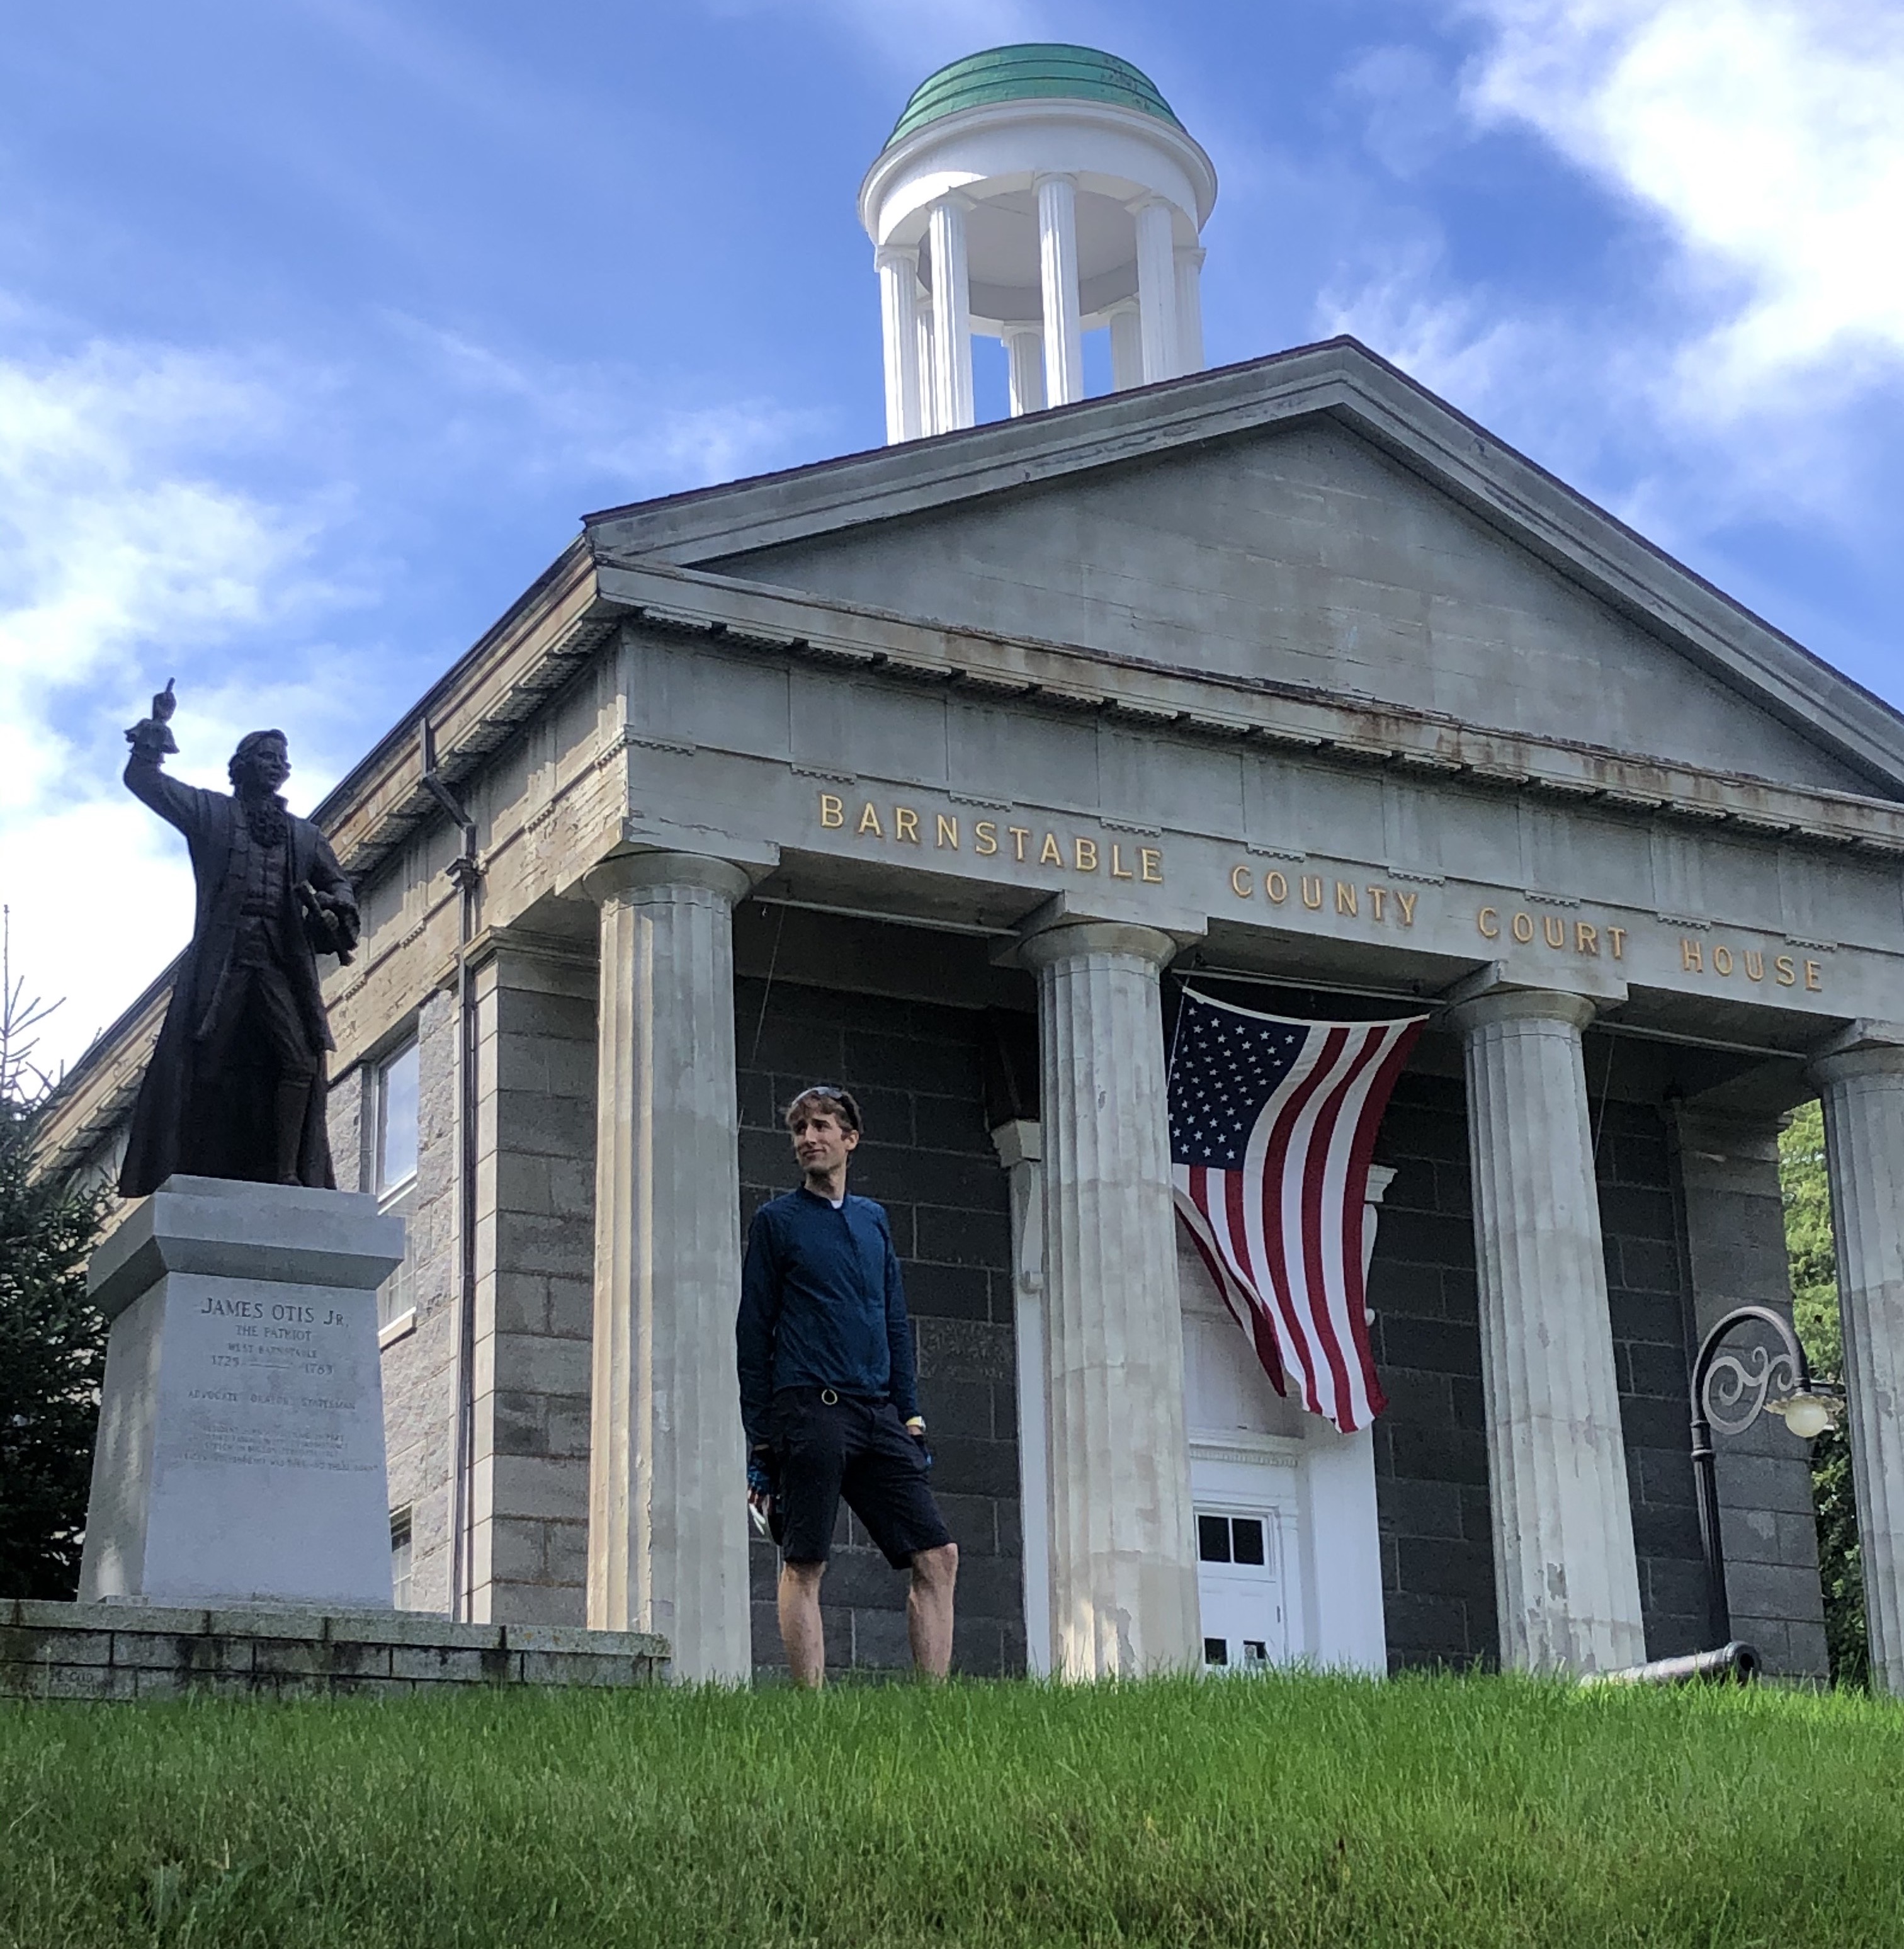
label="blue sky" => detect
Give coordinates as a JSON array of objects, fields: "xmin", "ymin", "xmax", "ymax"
[{"xmin": 3, "ymin": 0, "xmax": 1901, "ymax": 1071}]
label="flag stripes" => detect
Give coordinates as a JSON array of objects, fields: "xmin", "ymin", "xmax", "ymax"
[{"xmin": 1167, "ymin": 989, "xmax": 1425, "ymax": 1435}]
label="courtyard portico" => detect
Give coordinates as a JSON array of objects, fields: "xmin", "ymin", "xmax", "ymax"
[{"xmin": 43, "ymin": 339, "xmax": 1904, "ymax": 1687}]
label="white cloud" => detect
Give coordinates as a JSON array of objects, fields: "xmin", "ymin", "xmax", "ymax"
[
  {"xmin": 0, "ymin": 336, "xmax": 341, "ymax": 1075},
  {"xmin": 1461, "ymin": 0, "xmax": 1904, "ymax": 412}
]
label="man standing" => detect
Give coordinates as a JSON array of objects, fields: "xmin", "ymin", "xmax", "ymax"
[
  {"xmin": 119, "ymin": 681, "xmax": 359, "ymax": 1196},
  {"xmin": 737, "ymin": 1086, "xmax": 958, "ymax": 1687}
]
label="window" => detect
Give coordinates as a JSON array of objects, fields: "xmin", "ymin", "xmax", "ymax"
[
  {"xmin": 390, "ymin": 1507, "xmax": 414, "ymax": 1610},
  {"xmin": 1198, "ymin": 1514, "xmax": 1268, "ymax": 1565},
  {"xmin": 376, "ymin": 1040, "xmax": 420, "ymax": 1197},
  {"xmin": 374, "ymin": 1040, "xmax": 420, "ymax": 1332}
]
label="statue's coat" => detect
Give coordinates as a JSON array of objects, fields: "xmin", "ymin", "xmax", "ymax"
[{"xmin": 119, "ymin": 749, "xmax": 356, "ymax": 1198}]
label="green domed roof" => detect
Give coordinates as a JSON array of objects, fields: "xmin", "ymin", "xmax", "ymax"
[{"xmin": 885, "ymin": 45, "xmax": 1182, "ymax": 148}]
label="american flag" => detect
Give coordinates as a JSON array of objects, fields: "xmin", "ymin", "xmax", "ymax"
[{"xmin": 1168, "ymin": 989, "xmax": 1425, "ymax": 1435}]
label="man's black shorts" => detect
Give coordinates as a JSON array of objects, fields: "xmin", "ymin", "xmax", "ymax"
[{"xmin": 768, "ymin": 1387, "xmax": 952, "ymax": 1569}]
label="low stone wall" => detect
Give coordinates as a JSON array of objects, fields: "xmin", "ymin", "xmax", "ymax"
[{"xmin": 0, "ymin": 1601, "xmax": 668, "ymax": 1702}]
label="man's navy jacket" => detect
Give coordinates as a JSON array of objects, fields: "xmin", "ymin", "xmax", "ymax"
[{"xmin": 736, "ymin": 1186, "xmax": 921, "ymax": 1447}]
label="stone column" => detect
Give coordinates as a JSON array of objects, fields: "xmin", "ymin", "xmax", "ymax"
[
  {"xmin": 1004, "ymin": 326, "xmax": 1046, "ymax": 418},
  {"xmin": 1448, "ymin": 985, "xmax": 1646, "ymax": 1673},
  {"xmin": 1107, "ymin": 302, "xmax": 1143, "ymax": 393},
  {"xmin": 1133, "ymin": 198, "xmax": 1181, "ymax": 384},
  {"xmin": 992, "ymin": 1117, "xmax": 1050, "ymax": 1676},
  {"xmin": 582, "ymin": 851, "xmax": 752, "ymax": 1680},
  {"xmin": 1174, "ymin": 246, "xmax": 1206, "ymax": 374},
  {"xmin": 1034, "ymin": 172, "xmax": 1085, "ymax": 407},
  {"xmin": 1021, "ymin": 923, "xmax": 1198, "ymax": 1677},
  {"xmin": 1811, "ymin": 1034, "xmax": 1904, "ymax": 1694},
  {"xmin": 927, "ymin": 195, "xmax": 975, "ymax": 433},
  {"xmin": 875, "ymin": 245, "xmax": 923, "ymax": 445}
]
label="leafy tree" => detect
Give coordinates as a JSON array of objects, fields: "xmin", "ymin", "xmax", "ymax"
[
  {"xmin": 1779, "ymin": 1101, "xmax": 1867, "ymax": 1687},
  {"xmin": 0, "ymin": 922, "xmax": 106, "ymax": 1600}
]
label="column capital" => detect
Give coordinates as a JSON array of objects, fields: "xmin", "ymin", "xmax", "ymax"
[
  {"xmin": 1809, "ymin": 1020, "xmax": 1904, "ymax": 1087},
  {"xmin": 1031, "ymin": 169, "xmax": 1078, "ymax": 190},
  {"xmin": 1019, "ymin": 919, "xmax": 1176, "ymax": 973},
  {"xmin": 1442, "ymin": 961, "xmax": 1625, "ymax": 1031},
  {"xmin": 582, "ymin": 850, "xmax": 752, "ymax": 909},
  {"xmin": 873, "ymin": 241, "xmax": 919, "ymax": 268}
]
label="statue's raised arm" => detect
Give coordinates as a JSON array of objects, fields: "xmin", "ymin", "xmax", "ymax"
[{"xmin": 116, "ymin": 686, "xmax": 355, "ymax": 1199}]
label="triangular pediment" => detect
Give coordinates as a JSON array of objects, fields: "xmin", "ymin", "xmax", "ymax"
[{"xmin": 585, "ymin": 340, "xmax": 1904, "ymax": 800}]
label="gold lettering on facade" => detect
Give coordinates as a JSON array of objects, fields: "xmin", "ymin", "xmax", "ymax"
[
  {"xmin": 857, "ymin": 802, "xmax": 883, "ymax": 838},
  {"xmin": 1335, "ymin": 882, "xmax": 1357, "ymax": 917},
  {"xmin": 936, "ymin": 814, "xmax": 959, "ymax": 849},
  {"xmin": 975, "ymin": 821, "xmax": 998, "ymax": 856},
  {"xmin": 1396, "ymin": 890, "xmax": 1417, "ymax": 927},
  {"xmin": 1301, "ymin": 876, "xmax": 1325, "ymax": 910},
  {"xmin": 1040, "ymin": 832, "xmax": 1063, "ymax": 867},
  {"xmin": 1368, "ymin": 887, "xmax": 1387, "ymax": 922},
  {"xmin": 1075, "ymin": 838, "xmax": 1098, "ymax": 873},
  {"xmin": 1712, "ymin": 945, "xmax": 1733, "ymax": 977},
  {"xmin": 1806, "ymin": 959, "xmax": 1823, "ymax": 991},
  {"xmin": 1776, "ymin": 955, "xmax": 1796, "ymax": 986},
  {"xmin": 1512, "ymin": 912, "xmax": 1536, "ymax": 944},
  {"xmin": 1576, "ymin": 922, "xmax": 1599, "ymax": 956},
  {"xmin": 1111, "ymin": 844, "xmax": 1133, "ymax": 880},
  {"xmin": 819, "ymin": 793, "xmax": 844, "ymax": 828},
  {"xmin": 1745, "ymin": 950, "xmax": 1764, "ymax": 982},
  {"xmin": 1543, "ymin": 915, "xmax": 1567, "ymax": 949},
  {"xmin": 1231, "ymin": 865, "xmax": 1252, "ymax": 899},
  {"xmin": 1478, "ymin": 906, "xmax": 1500, "ymax": 939},
  {"xmin": 1608, "ymin": 927, "xmax": 1626, "ymax": 960},
  {"xmin": 1141, "ymin": 848, "xmax": 1164, "ymax": 884},
  {"xmin": 1682, "ymin": 938, "xmax": 1703, "ymax": 972},
  {"xmin": 1266, "ymin": 871, "xmax": 1289, "ymax": 904},
  {"xmin": 1009, "ymin": 826, "xmax": 1031, "ymax": 861},
  {"xmin": 894, "ymin": 807, "xmax": 920, "ymax": 844}
]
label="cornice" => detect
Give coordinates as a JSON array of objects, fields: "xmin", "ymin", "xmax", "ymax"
[{"xmin": 596, "ymin": 560, "xmax": 1904, "ymax": 860}]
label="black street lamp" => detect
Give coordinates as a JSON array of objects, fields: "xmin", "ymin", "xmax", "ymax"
[{"xmin": 1690, "ymin": 1304, "xmax": 1842, "ymax": 1651}]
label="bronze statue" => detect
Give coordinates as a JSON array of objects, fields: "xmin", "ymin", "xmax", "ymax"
[{"xmin": 119, "ymin": 682, "xmax": 360, "ymax": 1197}]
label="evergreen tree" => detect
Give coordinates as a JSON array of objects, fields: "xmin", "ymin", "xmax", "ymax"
[
  {"xmin": 1779, "ymin": 1100, "xmax": 1867, "ymax": 1687},
  {"xmin": 0, "ymin": 928, "xmax": 106, "ymax": 1600}
]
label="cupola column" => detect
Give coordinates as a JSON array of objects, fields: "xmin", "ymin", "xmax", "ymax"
[
  {"xmin": 1133, "ymin": 198, "xmax": 1181, "ymax": 384},
  {"xmin": 1107, "ymin": 302, "xmax": 1143, "ymax": 392},
  {"xmin": 927, "ymin": 195, "xmax": 976, "ymax": 433},
  {"xmin": 875, "ymin": 245, "xmax": 924, "ymax": 443},
  {"xmin": 1034, "ymin": 173, "xmax": 1085, "ymax": 408},
  {"xmin": 1004, "ymin": 325, "xmax": 1046, "ymax": 416},
  {"xmin": 1174, "ymin": 245, "xmax": 1206, "ymax": 374}
]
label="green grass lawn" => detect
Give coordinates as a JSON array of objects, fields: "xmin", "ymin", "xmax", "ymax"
[{"xmin": 4, "ymin": 1674, "xmax": 1902, "ymax": 1948}]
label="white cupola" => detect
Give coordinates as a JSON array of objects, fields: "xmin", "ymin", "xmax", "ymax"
[{"xmin": 858, "ymin": 45, "xmax": 1218, "ymax": 442}]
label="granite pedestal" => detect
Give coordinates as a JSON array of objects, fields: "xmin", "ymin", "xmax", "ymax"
[{"xmin": 77, "ymin": 1175, "xmax": 405, "ymax": 1611}]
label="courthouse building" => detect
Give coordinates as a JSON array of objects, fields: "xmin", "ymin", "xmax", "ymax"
[{"xmin": 44, "ymin": 48, "xmax": 1904, "ymax": 1688}]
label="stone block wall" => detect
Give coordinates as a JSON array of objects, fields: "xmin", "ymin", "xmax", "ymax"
[
  {"xmin": 0, "ymin": 1601, "xmax": 664, "ymax": 1700},
  {"xmin": 734, "ymin": 975, "xmax": 1026, "ymax": 1678},
  {"xmin": 1670, "ymin": 1110, "xmax": 1828, "ymax": 1676},
  {"xmin": 1368, "ymin": 1060, "xmax": 1718, "ymax": 1670},
  {"xmin": 347, "ymin": 987, "xmax": 462, "ymax": 1615},
  {"xmin": 467, "ymin": 938, "xmax": 598, "ymax": 1625}
]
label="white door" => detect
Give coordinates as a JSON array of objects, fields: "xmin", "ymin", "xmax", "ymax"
[{"xmin": 1196, "ymin": 1507, "xmax": 1286, "ymax": 1671}]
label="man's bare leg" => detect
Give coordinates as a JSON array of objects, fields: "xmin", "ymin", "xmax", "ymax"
[
  {"xmin": 778, "ymin": 1560, "xmax": 827, "ymax": 1688},
  {"xmin": 907, "ymin": 1542, "xmax": 959, "ymax": 1681}
]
